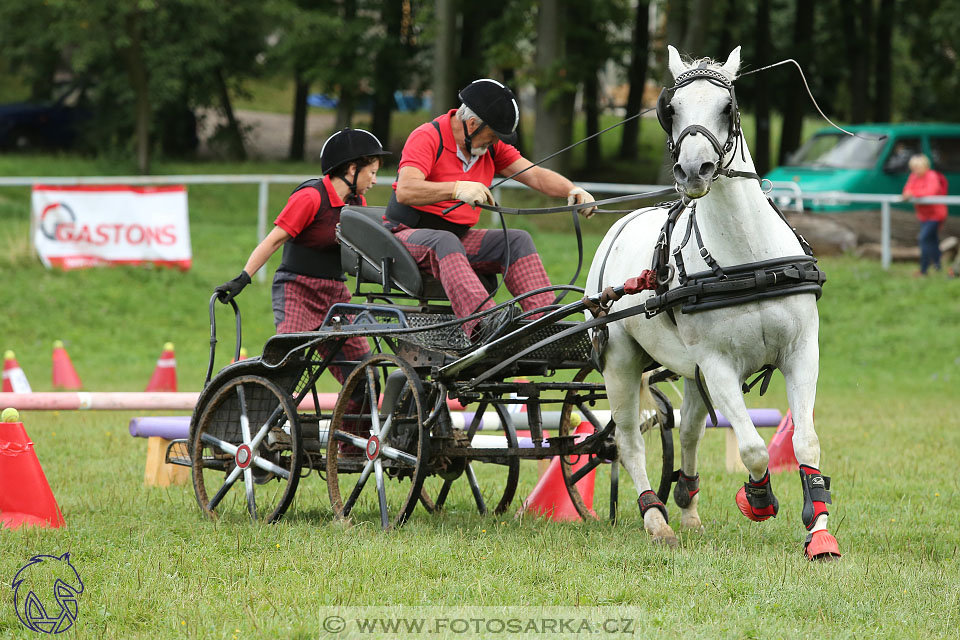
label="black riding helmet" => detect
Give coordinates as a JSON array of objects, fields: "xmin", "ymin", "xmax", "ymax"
[
  {"xmin": 458, "ymin": 78, "xmax": 520, "ymax": 146},
  {"xmin": 320, "ymin": 128, "xmax": 391, "ymax": 194}
]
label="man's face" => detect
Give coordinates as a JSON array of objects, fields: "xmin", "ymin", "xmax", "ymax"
[
  {"xmin": 354, "ymin": 159, "xmax": 380, "ymax": 195},
  {"xmin": 466, "ymin": 118, "xmax": 500, "ymax": 156}
]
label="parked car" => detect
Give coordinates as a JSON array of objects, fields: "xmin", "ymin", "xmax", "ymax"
[
  {"xmin": 0, "ymin": 85, "xmax": 90, "ymax": 151},
  {"xmin": 764, "ymin": 123, "xmax": 960, "ymax": 215}
]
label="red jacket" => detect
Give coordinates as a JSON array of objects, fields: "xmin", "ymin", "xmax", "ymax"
[{"xmin": 903, "ymin": 170, "xmax": 948, "ymax": 222}]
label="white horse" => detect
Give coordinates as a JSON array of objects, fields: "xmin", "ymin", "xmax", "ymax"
[{"xmin": 587, "ymin": 46, "xmax": 840, "ymax": 560}]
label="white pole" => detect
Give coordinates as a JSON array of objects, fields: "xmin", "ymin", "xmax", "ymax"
[
  {"xmin": 256, "ymin": 180, "xmax": 269, "ymax": 283},
  {"xmin": 881, "ymin": 200, "xmax": 891, "ymax": 270}
]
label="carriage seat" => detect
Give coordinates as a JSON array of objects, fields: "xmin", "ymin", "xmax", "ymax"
[{"xmin": 338, "ymin": 206, "xmax": 446, "ymax": 298}]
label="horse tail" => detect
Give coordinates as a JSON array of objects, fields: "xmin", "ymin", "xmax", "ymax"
[{"xmin": 638, "ymin": 370, "xmax": 658, "ymax": 430}]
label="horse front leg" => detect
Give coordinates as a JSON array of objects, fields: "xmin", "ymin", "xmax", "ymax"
[
  {"xmin": 698, "ymin": 361, "xmax": 780, "ymax": 521},
  {"xmin": 781, "ymin": 339, "xmax": 841, "ymax": 561},
  {"xmin": 674, "ymin": 380, "xmax": 709, "ymax": 532},
  {"xmin": 603, "ymin": 335, "xmax": 678, "ymax": 546}
]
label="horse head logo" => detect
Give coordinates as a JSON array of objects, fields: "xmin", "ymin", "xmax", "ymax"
[{"xmin": 12, "ymin": 553, "xmax": 84, "ymax": 634}]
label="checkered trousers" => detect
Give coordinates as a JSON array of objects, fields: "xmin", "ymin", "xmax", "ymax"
[
  {"xmin": 271, "ymin": 271, "xmax": 369, "ymax": 384},
  {"xmin": 390, "ymin": 225, "xmax": 554, "ymax": 334}
]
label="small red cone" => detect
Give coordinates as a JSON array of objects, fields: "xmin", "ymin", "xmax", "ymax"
[
  {"xmin": 2, "ymin": 350, "xmax": 32, "ymax": 393},
  {"xmin": 520, "ymin": 419, "xmax": 596, "ymax": 521},
  {"xmin": 768, "ymin": 409, "xmax": 799, "ymax": 473},
  {"xmin": 230, "ymin": 347, "xmax": 248, "ymax": 364},
  {"xmin": 0, "ymin": 408, "xmax": 65, "ymax": 529},
  {"xmin": 51, "ymin": 341, "xmax": 83, "ymax": 390},
  {"xmin": 145, "ymin": 342, "xmax": 177, "ymax": 392}
]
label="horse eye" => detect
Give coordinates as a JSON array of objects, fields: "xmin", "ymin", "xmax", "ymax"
[{"xmin": 722, "ymin": 102, "xmax": 733, "ymax": 115}]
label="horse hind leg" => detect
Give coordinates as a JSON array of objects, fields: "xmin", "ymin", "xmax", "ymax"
[
  {"xmin": 674, "ymin": 379, "xmax": 710, "ymax": 532},
  {"xmin": 602, "ymin": 338, "xmax": 677, "ymax": 546}
]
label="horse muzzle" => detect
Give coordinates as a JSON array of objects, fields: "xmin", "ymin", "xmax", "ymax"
[{"xmin": 673, "ymin": 160, "xmax": 717, "ymax": 198}]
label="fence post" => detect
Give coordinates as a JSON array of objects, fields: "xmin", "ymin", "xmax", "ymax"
[
  {"xmin": 256, "ymin": 180, "xmax": 269, "ymax": 283},
  {"xmin": 881, "ymin": 199, "xmax": 891, "ymax": 270}
]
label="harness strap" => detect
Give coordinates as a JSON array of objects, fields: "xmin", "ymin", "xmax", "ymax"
[
  {"xmin": 695, "ymin": 365, "xmax": 719, "ymax": 427},
  {"xmin": 690, "ymin": 210, "xmax": 727, "ymax": 280},
  {"xmin": 742, "ymin": 364, "xmax": 776, "ymax": 395},
  {"xmin": 477, "ymin": 189, "xmax": 678, "ymax": 216}
]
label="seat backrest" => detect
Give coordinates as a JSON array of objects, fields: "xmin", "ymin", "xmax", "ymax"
[{"xmin": 338, "ymin": 206, "xmax": 425, "ymax": 296}]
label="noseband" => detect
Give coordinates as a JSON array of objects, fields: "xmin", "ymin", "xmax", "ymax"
[{"xmin": 657, "ymin": 65, "xmax": 744, "ymax": 172}]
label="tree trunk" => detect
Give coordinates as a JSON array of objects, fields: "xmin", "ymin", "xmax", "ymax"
[
  {"xmin": 533, "ymin": 0, "xmax": 574, "ymax": 173},
  {"xmin": 216, "ymin": 68, "xmax": 247, "ymax": 161},
  {"xmin": 371, "ymin": 0, "xmax": 403, "ymax": 149},
  {"xmin": 873, "ymin": 0, "xmax": 894, "ymax": 122},
  {"xmin": 657, "ymin": 0, "xmax": 690, "ymax": 184},
  {"xmin": 753, "ymin": 0, "xmax": 771, "ymax": 175},
  {"xmin": 289, "ymin": 72, "xmax": 308, "ymax": 161},
  {"xmin": 777, "ymin": 0, "xmax": 814, "ymax": 165},
  {"xmin": 681, "ymin": 0, "xmax": 714, "ymax": 55},
  {"xmin": 335, "ymin": 0, "xmax": 358, "ymax": 130},
  {"xmin": 716, "ymin": 0, "xmax": 739, "ymax": 60},
  {"xmin": 432, "ymin": 0, "xmax": 457, "ymax": 113},
  {"xmin": 123, "ymin": 10, "xmax": 151, "ymax": 174},
  {"xmin": 584, "ymin": 71, "xmax": 600, "ymax": 167},
  {"xmin": 502, "ymin": 68, "xmax": 525, "ymax": 156},
  {"xmin": 840, "ymin": 0, "xmax": 872, "ymax": 123},
  {"xmin": 619, "ymin": 0, "xmax": 650, "ymax": 160}
]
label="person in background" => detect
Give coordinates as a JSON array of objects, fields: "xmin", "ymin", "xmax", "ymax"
[
  {"xmin": 902, "ymin": 153, "xmax": 948, "ymax": 276},
  {"xmin": 214, "ymin": 128, "xmax": 389, "ymax": 388},
  {"xmin": 386, "ymin": 78, "xmax": 597, "ymax": 342}
]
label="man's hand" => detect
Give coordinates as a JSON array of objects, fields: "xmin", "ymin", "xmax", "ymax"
[
  {"xmin": 568, "ymin": 186, "xmax": 597, "ymax": 218},
  {"xmin": 215, "ymin": 271, "xmax": 251, "ymax": 302},
  {"xmin": 453, "ymin": 181, "xmax": 496, "ymax": 206}
]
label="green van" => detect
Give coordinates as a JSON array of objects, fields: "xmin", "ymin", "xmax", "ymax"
[{"xmin": 764, "ymin": 123, "xmax": 960, "ymax": 215}]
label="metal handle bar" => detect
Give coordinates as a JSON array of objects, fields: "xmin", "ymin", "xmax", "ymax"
[{"xmin": 204, "ymin": 293, "xmax": 242, "ymax": 388}]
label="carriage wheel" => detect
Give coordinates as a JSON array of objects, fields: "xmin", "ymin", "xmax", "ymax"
[
  {"xmin": 421, "ymin": 400, "xmax": 520, "ymax": 517},
  {"xmin": 326, "ymin": 354, "xmax": 428, "ymax": 530},
  {"xmin": 192, "ymin": 375, "xmax": 303, "ymax": 524},
  {"xmin": 557, "ymin": 369, "xmax": 675, "ymax": 522}
]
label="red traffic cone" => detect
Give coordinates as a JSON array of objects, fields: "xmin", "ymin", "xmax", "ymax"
[
  {"xmin": 768, "ymin": 409, "xmax": 799, "ymax": 473},
  {"xmin": 230, "ymin": 347, "xmax": 248, "ymax": 364},
  {"xmin": 520, "ymin": 419, "xmax": 597, "ymax": 521},
  {"xmin": 145, "ymin": 342, "xmax": 177, "ymax": 392},
  {"xmin": 3, "ymin": 350, "xmax": 32, "ymax": 393},
  {"xmin": 52, "ymin": 341, "xmax": 83, "ymax": 390},
  {"xmin": 0, "ymin": 408, "xmax": 65, "ymax": 529}
]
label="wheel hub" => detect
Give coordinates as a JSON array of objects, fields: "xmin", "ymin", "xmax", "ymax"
[
  {"xmin": 366, "ymin": 435, "xmax": 381, "ymax": 461},
  {"xmin": 235, "ymin": 444, "xmax": 253, "ymax": 469}
]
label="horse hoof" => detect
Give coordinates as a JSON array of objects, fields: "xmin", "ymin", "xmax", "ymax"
[
  {"xmin": 735, "ymin": 486, "xmax": 775, "ymax": 522},
  {"xmin": 680, "ymin": 515, "xmax": 704, "ymax": 533},
  {"xmin": 804, "ymin": 530, "xmax": 842, "ymax": 562},
  {"xmin": 652, "ymin": 533, "xmax": 679, "ymax": 548}
]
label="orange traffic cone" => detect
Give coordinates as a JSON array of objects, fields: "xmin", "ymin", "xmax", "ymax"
[
  {"xmin": 145, "ymin": 342, "xmax": 177, "ymax": 392},
  {"xmin": 768, "ymin": 409, "xmax": 799, "ymax": 473},
  {"xmin": 2, "ymin": 351, "xmax": 32, "ymax": 393},
  {"xmin": 230, "ymin": 347, "xmax": 248, "ymax": 364},
  {"xmin": 0, "ymin": 408, "xmax": 65, "ymax": 529},
  {"xmin": 51, "ymin": 341, "xmax": 83, "ymax": 390},
  {"xmin": 519, "ymin": 420, "xmax": 597, "ymax": 521}
]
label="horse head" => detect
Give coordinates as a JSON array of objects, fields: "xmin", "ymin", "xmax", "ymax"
[{"xmin": 659, "ymin": 45, "xmax": 742, "ymax": 198}]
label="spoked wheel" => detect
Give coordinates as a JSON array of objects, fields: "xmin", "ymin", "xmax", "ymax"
[
  {"xmin": 421, "ymin": 400, "xmax": 520, "ymax": 517},
  {"xmin": 326, "ymin": 354, "xmax": 428, "ymax": 530},
  {"xmin": 557, "ymin": 369, "xmax": 676, "ymax": 522},
  {"xmin": 192, "ymin": 375, "xmax": 303, "ymax": 523}
]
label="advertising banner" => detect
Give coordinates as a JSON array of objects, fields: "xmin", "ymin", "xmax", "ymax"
[{"xmin": 31, "ymin": 185, "xmax": 191, "ymax": 270}]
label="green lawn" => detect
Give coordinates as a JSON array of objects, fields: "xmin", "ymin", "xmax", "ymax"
[{"xmin": 1, "ymin": 155, "xmax": 959, "ymax": 639}]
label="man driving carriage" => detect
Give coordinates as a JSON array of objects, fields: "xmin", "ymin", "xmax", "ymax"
[
  {"xmin": 385, "ymin": 78, "xmax": 598, "ymax": 341},
  {"xmin": 214, "ymin": 127, "xmax": 390, "ymax": 385}
]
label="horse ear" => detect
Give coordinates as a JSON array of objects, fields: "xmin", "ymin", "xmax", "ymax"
[
  {"xmin": 667, "ymin": 45, "xmax": 687, "ymax": 80},
  {"xmin": 721, "ymin": 46, "xmax": 742, "ymax": 78}
]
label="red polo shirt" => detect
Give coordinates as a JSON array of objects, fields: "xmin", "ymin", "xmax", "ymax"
[
  {"xmin": 274, "ymin": 174, "xmax": 366, "ymax": 249},
  {"xmin": 393, "ymin": 109, "xmax": 522, "ymax": 226},
  {"xmin": 903, "ymin": 170, "xmax": 948, "ymax": 222}
]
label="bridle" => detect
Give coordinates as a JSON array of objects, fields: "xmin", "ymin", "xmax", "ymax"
[{"xmin": 657, "ymin": 64, "xmax": 759, "ymax": 184}]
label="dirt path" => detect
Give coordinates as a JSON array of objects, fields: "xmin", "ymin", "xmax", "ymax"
[{"xmin": 197, "ymin": 108, "xmax": 336, "ymax": 161}]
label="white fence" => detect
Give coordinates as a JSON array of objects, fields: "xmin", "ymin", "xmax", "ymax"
[{"xmin": 2, "ymin": 174, "xmax": 958, "ymax": 273}]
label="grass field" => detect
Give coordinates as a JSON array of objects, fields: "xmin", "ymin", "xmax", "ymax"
[{"xmin": 2, "ymin": 155, "xmax": 960, "ymax": 639}]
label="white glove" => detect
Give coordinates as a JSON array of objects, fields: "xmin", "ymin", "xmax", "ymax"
[
  {"xmin": 568, "ymin": 186, "xmax": 597, "ymax": 218},
  {"xmin": 453, "ymin": 181, "xmax": 496, "ymax": 206}
]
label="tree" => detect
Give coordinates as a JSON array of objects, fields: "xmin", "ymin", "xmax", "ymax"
[
  {"xmin": 619, "ymin": 0, "xmax": 650, "ymax": 161},
  {"xmin": 532, "ymin": 0, "xmax": 575, "ymax": 173},
  {"xmin": 778, "ymin": 0, "xmax": 815, "ymax": 165},
  {"xmin": 753, "ymin": 0, "xmax": 772, "ymax": 175},
  {"xmin": 873, "ymin": 0, "xmax": 894, "ymax": 122}
]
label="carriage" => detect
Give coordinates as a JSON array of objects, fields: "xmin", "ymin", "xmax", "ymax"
[{"xmin": 168, "ymin": 204, "xmax": 677, "ymax": 529}]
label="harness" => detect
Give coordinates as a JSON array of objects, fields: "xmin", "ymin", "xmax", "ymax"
[{"xmin": 278, "ymin": 179, "xmax": 361, "ymax": 280}]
